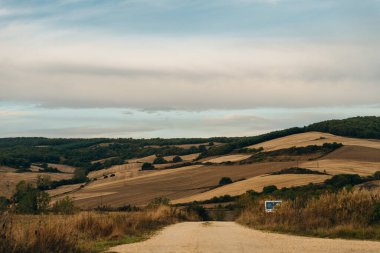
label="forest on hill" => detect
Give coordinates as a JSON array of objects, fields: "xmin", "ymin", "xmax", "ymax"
[{"xmin": 0, "ymin": 116, "xmax": 379, "ymax": 175}]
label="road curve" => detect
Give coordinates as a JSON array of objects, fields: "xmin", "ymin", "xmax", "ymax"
[{"xmin": 109, "ymin": 222, "xmax": 380, "ymax": 253}]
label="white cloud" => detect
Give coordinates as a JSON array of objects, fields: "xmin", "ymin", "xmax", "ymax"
[{"xmin": 0, "ymin": 32, "xmax": 378, "ymax": 111}]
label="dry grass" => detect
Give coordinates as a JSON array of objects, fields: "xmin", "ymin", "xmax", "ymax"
[
  {"xmin": 47, "ymin": 164, "xmax": 77, "ymax": 174},
  {"xmin": 87, "ymin": 163, "xmax": 142, "ymax": 179},
  {"xmin": 324, "ymin": 145, "xmax": 380, "ymax": 162},
  {"xmin": 90, "ymin": 157, "xmax": 116, "ymax": 164},
  {"xmin": 172, "ymin": 174, "xmax": 331, "ymax": 204},
  {"xmin": 47, "ymin": 184, "xmax": 86, "ymax": 198},
  {"xmin": 0, "ymin": 206, "xmax": 196, "ymax": 253},
  {"xmin": 238, "ymin": 188, "xmax": 380, "ymax": 240},
  {"xmin": 0, "ymin": 172, "xmax": 73, "ymax": 199},
  {"xmin": 247, "ymin": 132, "xmax": 380, "ymax": 151},
  {"xmin": 163, "ymin": 153, "xmax": 200, "ymax": 162},
  {"xmin": 300, "ymin": 159, "xmax": 380, "ymax": 176},
  {"xmin": 202, "ymin": 154, "xmax": 252, "ymax": 163},
  {"xmin": 126, "ymin": 155, "xmax": 157, "ymax": 164},
  {"xmin": 0, "ymin": 166, "xmax": 16, "ymax": 173}
]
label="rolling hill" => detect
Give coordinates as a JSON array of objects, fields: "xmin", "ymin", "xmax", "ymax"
[{"xmin": 1, "ymin": 116, "xmax": 380, "ymax": 208}]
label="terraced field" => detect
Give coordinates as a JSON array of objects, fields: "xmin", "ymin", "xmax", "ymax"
[
  {"xmin": 62, "ymin": 162, "xmax": 296, "ymax": 207},
  {"xmin": 172, "ymin": 174, "xmax": 331, "ymax": 203},
  {"xmin": 247, "ymin": 132, "xmax": 380, "ymax": 151}
]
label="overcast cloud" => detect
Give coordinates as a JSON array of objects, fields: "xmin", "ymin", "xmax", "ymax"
[{"xmin": 0, "ymin": 0, "xmax": 379, "ymax": 137}]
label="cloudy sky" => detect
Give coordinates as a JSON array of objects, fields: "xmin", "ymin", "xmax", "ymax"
[{"xmin": 0, "ymin": 0, "xmax": 379, "ymax": 138}]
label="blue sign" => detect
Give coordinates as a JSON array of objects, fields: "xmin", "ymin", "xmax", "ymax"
[{"xmin": 265, "ymin": 200, "xmax": 282, "ymax": 212}]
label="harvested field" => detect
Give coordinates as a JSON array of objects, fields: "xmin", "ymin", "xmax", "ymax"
[
  {"xmin": 247, "ymin": 132, "xmax": 380, "ymax": 151},
  {"xmin": 172, "ymin": 174, "xmax": 331, "ymax": 204},
  {"xmin": 90, "ymin": 157, "xmax": 116, "ymax": 164},
  {"xmin": 0, "ymin": 172, "xmax": 73, "ymax": 198},
  {"xmin": 46, "ymin": 183, "xmax": 84, "ymax": 197},
  {"xmin": 172, "ymin": 142, "xmax": 223, "ymax": 149},
  {"xmin": 87, "ymin": 163, "xmax": 142, "ymax": 179},
  {"xmin": 324, "ymin": 145, "xmax": 380, "ymax": 162},
  {"xmin": 163, "ymin": 153, "xmax": 200, "ymax": 162},
  {"xmin": 0, "ymin": 166, "xmax": 16, "ymax": 173},
  {"xmin": 47, "ymin": 163, "xmax": 77, "ymax": 173},
  {"xmin": 64, "ymin": 162, "xmax": 297, "ymax": 207},
  {"xmin": 127, "ymin": 155, "xmax": 157, "ymax": 164},
  {"xmin": 300, "ymin": 159, "xmax": 380, "ymax": 176},
  {"xmin": 202, "ymin": 154, "xmax": 252, "ymax": 163}
]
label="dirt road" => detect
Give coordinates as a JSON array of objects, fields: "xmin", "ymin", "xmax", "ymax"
[{"xmin": 109, "ymin": 222, "xmax": 380, "ymax": 253}]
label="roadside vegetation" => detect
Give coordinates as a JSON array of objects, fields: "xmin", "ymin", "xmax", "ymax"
[
  {"xmin": 237, "ymin": 171, "xmax": 380, "ymax": 240},
  {"xmin": 0, "ymin": 205, "xmax": 199, "ymax": 253},
  {"xmin": 238, "ymin": 188, "xmax": 380, "ymax": 240},
  {"xmin": 0, "ymin": 194, "xmax": 201, "ymax": 253}
]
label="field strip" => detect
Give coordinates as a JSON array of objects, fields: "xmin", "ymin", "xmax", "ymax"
[
  {"xmin": 300, "ymin": 159, "xmax": 380, "ymax": 176},
  {"xmin": 248, "ymin": 131, "xmax": 380, "ymax": 151},
  {"xmin": 85, "ymin": 164, "xmax": 204, "ymax": 190},
  {"xmin": 172, "ymin": 174, "xmax": 330, "ymax": 204}
]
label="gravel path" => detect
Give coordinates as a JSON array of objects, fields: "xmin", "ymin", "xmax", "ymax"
[{"xmin": 109, "ymin": 222, "xmax": 380, "ymax": 253}]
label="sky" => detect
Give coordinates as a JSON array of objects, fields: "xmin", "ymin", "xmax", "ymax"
[{"xmin": 0, "ymin": 0, "xmax": 379, "ymax": 138}]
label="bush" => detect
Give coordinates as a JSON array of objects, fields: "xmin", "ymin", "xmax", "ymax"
[
  {"xmin": 13, "ymin": 181, "xmax": 50, "ymax": 214},
  {"xmin": 186, "ymin": 203, "xmax": 210, "ymax": 221},
  {"xmin": 374, "ymin": 171, "xmax": 380, "ymax": 180},
  {"xmin": 325, "ymin": 174, "xmax": 362, "ymax": 188},
  {"xmin": 172, "ymin": 156, "xmax": 183, "ymax": 163},
  {"xmin": 262, "ymin": 185, "xmax": 278, "ymax": 194},
  {"xmin": 219, "ymin": 177, "xmax": 233, "ymax": 186},
  {"xmin": 153, "ymin": 157, "xmax": 167, "ymax": 164},
  {"xmin": 238, "ymin": 189, "xmax": 380, "ymax": 240},
  {"xmin": 141, "ymin": 163, "xmax": 155, "ymax": 170},
  {"xmin": 147, "ymin": 197, "xmax": 170, "ymax": 209},
  {"xmin": 371, "ymin": 202, "xmax": 380, "ymax": 223},
  {"xmin": 52, "ymin": 196, "xmax": 77, "ymax": 215},
  {"xmin": 0, "ymin": 196, "xmax": 9, "ymax": 213}
]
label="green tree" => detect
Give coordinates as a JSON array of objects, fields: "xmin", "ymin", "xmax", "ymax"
[
  {"xmin": 0, "ymin": 196, "xmax": 9, "ymax": 213},
  {"xmin": 13, "ymin": 180, "xmax": 50, "ymax": 214},
  {"xmin": 172, "ymin": 156, "xmax": 183, "ymax": 163},
  {"xmin": 52, "ymin": 196, "xmax": 77, "ymax": 214},
  {"xmin": 219, "ymin": 177, "xmax": 233, "ymax": 186},
  {"xmin": 36, "ymin": 175, "xmax": 51, "ymax": 189},
  {"xmin": 141, "ymin": 163, "xmax": 155, "ymax": 170},
  {"xmin": 263, "ymin": 185, "xmax": 278, "ymax": 194},
  {"xmin": 153, "ymin": 157, "xmax": 167, "ymax": 164}
]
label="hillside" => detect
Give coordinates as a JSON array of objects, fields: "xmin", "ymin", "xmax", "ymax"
[
  {"xmin": 1, "ymin": 116, "xmax": 380, "ymax": 208},
  {"xmin": 307, "ymin": 116, "xmax": 380, "ymax": 139}
]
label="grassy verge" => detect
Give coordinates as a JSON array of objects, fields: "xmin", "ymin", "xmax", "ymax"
[
  {"xmin": 0, "ymin": 205, "xmax": 198, "ymax": 253},
  {"xmin": 237, "ymin": 188, "xmax": 380, "ymax": 240},
  {"xmin": 90, "ymin": 235, "xmax": 144, "ymax": 252}
]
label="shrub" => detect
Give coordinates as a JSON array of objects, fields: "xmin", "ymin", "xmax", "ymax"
[
  {"xmin": 238, "ymin": 189, "xmax": 380, "ymax": 240},
  {"xmin": 172, "ymin": 156, "xmax": 183, "ymax": 163},
  {"xmin": 52, "ymin": 196, "xmax": 77, "ymax": 215},
  {"xmin": 186, "ymin": 203, "xmax": 210, "ymax": 221},
  {"xmin": 262, "ymin": 185, "xmax": 278, "ymax": 194},
  {"xmin": 153, "ymin": 157, "xmax": 167, "ymax": 164},
  {"xmin": 325, "ymin": 174, "xmax": 362, "ymax": 188},
  {"xmin": 219, "ymin": 177, "xmax": 233, "ymax": 186},
  {"xmin": 371, "ymin": 202, "xmax": 380, "ymax": 223},
  {"xmin": 374, "ymin": 171, "xmax": 380, "ymax": 180},
  {"xmin": 147, "ymin": 197, "xmax": 170, "ymax": 209},
  {"xmin": 13, "ymin": 181, "xmax": 50, "ymax": 214},
  {"xmin": 0, "ymin": 196, "xmax": 9, "ymax": 213},
  {"xmin": 141, "ymin": 163, "xmax": 155, "ymax": 170}
]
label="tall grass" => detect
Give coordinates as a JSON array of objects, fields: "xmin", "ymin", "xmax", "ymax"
[
  {"xmin": 238, "ymin": 189, "xmax": 380, "ymax": 240},
  {"xmin": 0, "ymin": 205, "xmax": 197, "ymax": 253}
]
